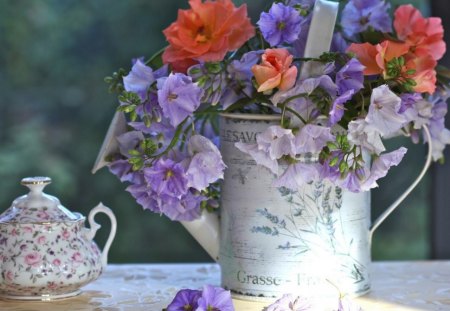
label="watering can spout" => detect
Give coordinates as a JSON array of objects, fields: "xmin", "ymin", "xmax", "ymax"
[{"xmin": 181, "ymin": 212, "xmax": 220, "ymax": 261}]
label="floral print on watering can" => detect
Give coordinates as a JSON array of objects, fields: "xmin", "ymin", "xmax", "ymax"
[{"xmin": 217, "ymin": 114, "xmax": 431, "ymax": 302}]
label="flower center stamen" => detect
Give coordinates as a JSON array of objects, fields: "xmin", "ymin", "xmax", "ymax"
[
  {"xmin": 168, "ymin": 93, "xmax": 178, "ymax": 101},
  {"xmin": 277, "ymin": 22, "xmax": 286, "ymax": 30}
]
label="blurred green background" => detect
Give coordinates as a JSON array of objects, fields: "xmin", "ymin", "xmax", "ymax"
[{"xmin": 0, "ymin": 0, "xmax": 433, "ymax": 263}]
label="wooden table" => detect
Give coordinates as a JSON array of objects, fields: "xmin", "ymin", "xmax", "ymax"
[{"xmin": 1, "ymin": 261, "xmax": 450, "ymax": 310}]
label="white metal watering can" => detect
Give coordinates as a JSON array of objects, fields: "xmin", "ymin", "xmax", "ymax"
[
  {"xmin": 181, "ymin": 113, "xmax": 432, "ymax": 302},
  {"xmin": 180, "ymin": 0, "xmax": 434, "ymax": 303}
]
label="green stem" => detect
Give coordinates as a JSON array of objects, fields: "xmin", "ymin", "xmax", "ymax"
[{"xmin": 151, "ymin": 118, "xmax": 188, "ymax": 159}]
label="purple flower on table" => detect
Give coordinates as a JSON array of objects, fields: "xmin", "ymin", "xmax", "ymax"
[
  {"xmin": 258, "ymin": 3, "xmax": 303, "ymax": 46},
  {"xmin": 361, "ymin": 147, "xmax": 407, "ymax": 191},
  {"xmin": 336, "ymin": 58, "xmax": 365, "ymax": 95},
  {"xmin": 294, "ymin": 124, "xmax": 335, "ymax": 154},
  {"xmin": 341, "ymin": 0, "xmax": 392, "ymax": 37},
  {"xmin": 144, "ymin": 158, "xmax": 188, "ymax": 198},
  {"xmin": 123, "ymin": 59, "xmax": 155, "ymax": 101},
  {"xmin": 265, "ymin": 293, "xmax": 312, "ymax": 311},
  {"xmin": 159, "ymin": 192, "xmax": 203, "ymax": 221},
  {"xmin": 157, "ymin": 73, "xmax": 203, "ymax": 127},
  {"xmin": 166, "ymin": 288, "xmax": 201, "ymax": 311},
  {"xmin": 274, "ymin": 162, "xmax": 320, "ymax": 190},
  {"xmin": 366, "ymin": 85, "xmax": 406, "ymax": 137},
  {"xmin": 186, "ymin": 135, "xmax": 226, "ymax": 191},
  {"xmin": 347, "ymin": 119, "xmax": 385, "ymax": 155},
  {"xmin": 196, "ymin": 285, "xmax": 234, "ymax": 311},
  {"xmin": 329, "ymin": 90, "xmax": 355, "ymax": 126}
]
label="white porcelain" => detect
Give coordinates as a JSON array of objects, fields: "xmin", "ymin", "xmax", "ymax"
[{"xmin": 0, "ymin": 177, "xmax": 117, "ymax": 300}]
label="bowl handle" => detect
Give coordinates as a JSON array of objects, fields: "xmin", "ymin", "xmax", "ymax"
[
  {"xmin": 369, "ymin": 125, "xmax": 433, "ymax": 240},
  {"xmin": 86, "ymin": 203, "xmax": 117, "ymax": 268}
]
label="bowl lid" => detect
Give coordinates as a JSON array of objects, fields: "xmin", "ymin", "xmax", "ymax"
[{"xmin": 0, "ymin": 177, "xmax": 82, "ymax": 224}]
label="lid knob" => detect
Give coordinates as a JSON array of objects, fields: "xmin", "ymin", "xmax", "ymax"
[{"xmin": 21, "ymin": 177, "xmax": 52, "ymax": 195}]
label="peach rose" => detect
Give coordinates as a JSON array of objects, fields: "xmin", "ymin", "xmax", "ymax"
[
  {"xmin": 162, "ymin": 0, "xmax": 255, "ymax": 72},
  {"xmin": 251, "ymin": 48, "xmax": 298, "ymax": 92}
]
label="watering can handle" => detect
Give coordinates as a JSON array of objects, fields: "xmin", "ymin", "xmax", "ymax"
[{"xmin": 369, "ymin": 125, "xmax": 433, "ymax": 238}]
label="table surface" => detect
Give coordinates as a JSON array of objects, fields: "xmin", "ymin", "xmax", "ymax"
[{"xmin": 1, "ymin": 261, "xmax": 450, "ymax": 311}]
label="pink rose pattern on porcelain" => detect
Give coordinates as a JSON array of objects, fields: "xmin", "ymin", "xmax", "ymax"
[
  {"xmin": 0, "ymin": 220, "xmax": 103, "ymax": 297},
  {"xmin": 0, "ymin": 204, "xmax": 81, "ymax": 223}
]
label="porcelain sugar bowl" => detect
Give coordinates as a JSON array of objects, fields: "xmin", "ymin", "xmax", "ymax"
[{"xmin": 0, "ymin": 177, "xmax": 117, "ymax": 300}]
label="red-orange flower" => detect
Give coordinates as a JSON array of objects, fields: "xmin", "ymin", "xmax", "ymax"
[
  {"xmin": 348, "ymin": 40, "xmax": 437, "ymax": 93},
  {"xmin": 162, "ymin": 0, "xmax": 255, "ymax": 72},
  {"xmin": 394, "ymin": 4, "xmax": 446, "ymax": 61},
  {"xmin": 251, "ymin": 48, "xmax": 298, "ymax": 92}
]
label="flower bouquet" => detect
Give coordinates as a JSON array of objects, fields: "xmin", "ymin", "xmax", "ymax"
[
  {"xmin": 99, "ymin": 0, "xmax": 450, "ymax": 222},
  {"xmin": 95, "ymin": 0, "xmax": 450, "ymax": 305}
]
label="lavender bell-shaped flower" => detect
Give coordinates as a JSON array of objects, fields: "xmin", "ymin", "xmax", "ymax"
[
  {"xmin": 186, "ymin": 135, "xmax": 226, "ymax": 191},
  {"xmin": 341, "ymin": 0, "xmax": 392, "ymax": 37},
  {"xmin": 366, "ymin": 85, "xmax": 407, "ymax": 137},
  {"xmin": 258, "ymin": 3, "xmax": 303, "ymax": 46},
  {"xmin": 157, "ymin": 73, "xmax": 203, "ymax": 127},
  {"xmin": 123, "ymin": 59, "xmax": 155, "ymax": 101}
]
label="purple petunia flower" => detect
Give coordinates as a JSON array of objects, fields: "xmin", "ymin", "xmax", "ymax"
[
  {"xmin": 341, "ymin": 0, "xmax": 392, "ymax": 37},
  {"xmin": 186, "ymin": 135, "xmax": 226, "ymax": 191},
  {"xmin": 123, "ymin": 59, "xmax": 155, "ymax": 101},
  {"xmin": 166, "ymin": 289, "xmax": 201, "ymax": 311},
  {"xmin": 336, "ymin": 58, "xmax": 365, "ymax": 95},
  {"xmin": 144, "ymin": 158, "xmax": 188, "ymax": 198},
  {"xmin": 196, "ymin": 285, "xmax": 234, "ymax": 311},
  {"xmin": 366, "ymin": 85, "xmax": 406, "ymax": 137},
  {"xmin": 157, "ymin": 73, "xmax": 203, "ymax": 127},
  {"xmin": 265, "ymin": 293, "xmax": 312, "ymax": 311},
  {"xmin": 258, "ymin": 3, "xmax": 303, "ymax": 46}
]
